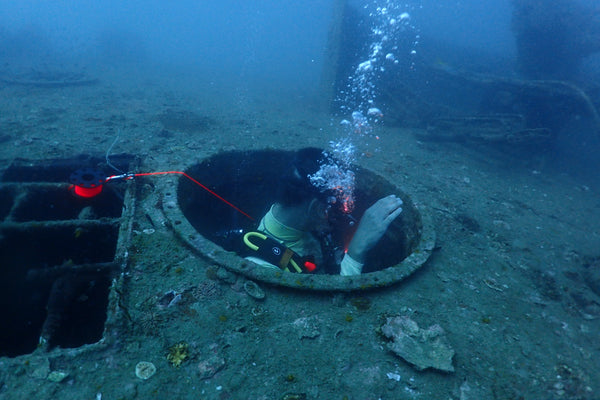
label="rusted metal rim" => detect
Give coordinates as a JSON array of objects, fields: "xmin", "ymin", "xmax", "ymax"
[{"xmin": 161, "ymin": 149, "xmax": 435, "ymax": 291}]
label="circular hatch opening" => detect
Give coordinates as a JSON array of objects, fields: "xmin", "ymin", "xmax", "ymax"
[{"xmin": 163, "ymin": 149, "xmax": 435, "ymax": 291}]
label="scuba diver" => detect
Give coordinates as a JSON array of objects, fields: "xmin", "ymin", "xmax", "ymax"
[{"xmin": 242, "ymin": 147, "xmax": 403, "ymax": 276}]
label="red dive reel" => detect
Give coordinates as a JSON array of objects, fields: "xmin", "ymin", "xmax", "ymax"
[{"xmin": 68, "ymin": 167, "xmax": 253, "ymax": 220}]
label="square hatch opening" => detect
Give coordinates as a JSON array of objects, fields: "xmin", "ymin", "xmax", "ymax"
[{"xmin": 0, "ymin": 154, "xmax": 135, "ymax": 358}]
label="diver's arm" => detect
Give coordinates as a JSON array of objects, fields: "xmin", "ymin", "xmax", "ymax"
[
  {"xmin": 340, "ymin": 253, "xmax": 364, "ymax": 276},
  {"xmin": 345, "ymin": 195, "xmax": 403, "ymax": 268}
]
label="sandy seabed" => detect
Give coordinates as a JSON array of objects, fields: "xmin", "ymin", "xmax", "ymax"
[{"xmin": 1, "ymin": 65, "xmax": 599, "ymax": 400}]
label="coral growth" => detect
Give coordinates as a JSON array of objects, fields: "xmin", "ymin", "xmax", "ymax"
[{"xmin": 167, "ymin": 342, "xmax": 189, "ymax": 367}]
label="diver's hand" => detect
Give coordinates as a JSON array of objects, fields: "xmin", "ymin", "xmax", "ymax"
[{"xmin": 346, "ymin": 195, "xmax": 403, "ymax": 263}]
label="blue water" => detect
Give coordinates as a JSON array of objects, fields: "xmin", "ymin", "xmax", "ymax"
[{"xmin": 1, "ymin": 1, "xmax": 600, "ymax": 398}]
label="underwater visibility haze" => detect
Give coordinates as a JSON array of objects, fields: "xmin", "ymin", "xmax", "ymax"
[{"xmin": 0, "ymin": 0, "xmax": 600, "ymax": 399}]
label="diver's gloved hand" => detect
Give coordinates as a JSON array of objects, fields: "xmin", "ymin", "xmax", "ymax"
[{"xmin": 346, "ymin": 194, "xmax": 403, "ymax": 264}]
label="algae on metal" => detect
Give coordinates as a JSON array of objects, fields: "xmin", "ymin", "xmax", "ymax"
[{"xmin": 160, "ymin": 149, "xmax": 435, "ymax": 291}]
